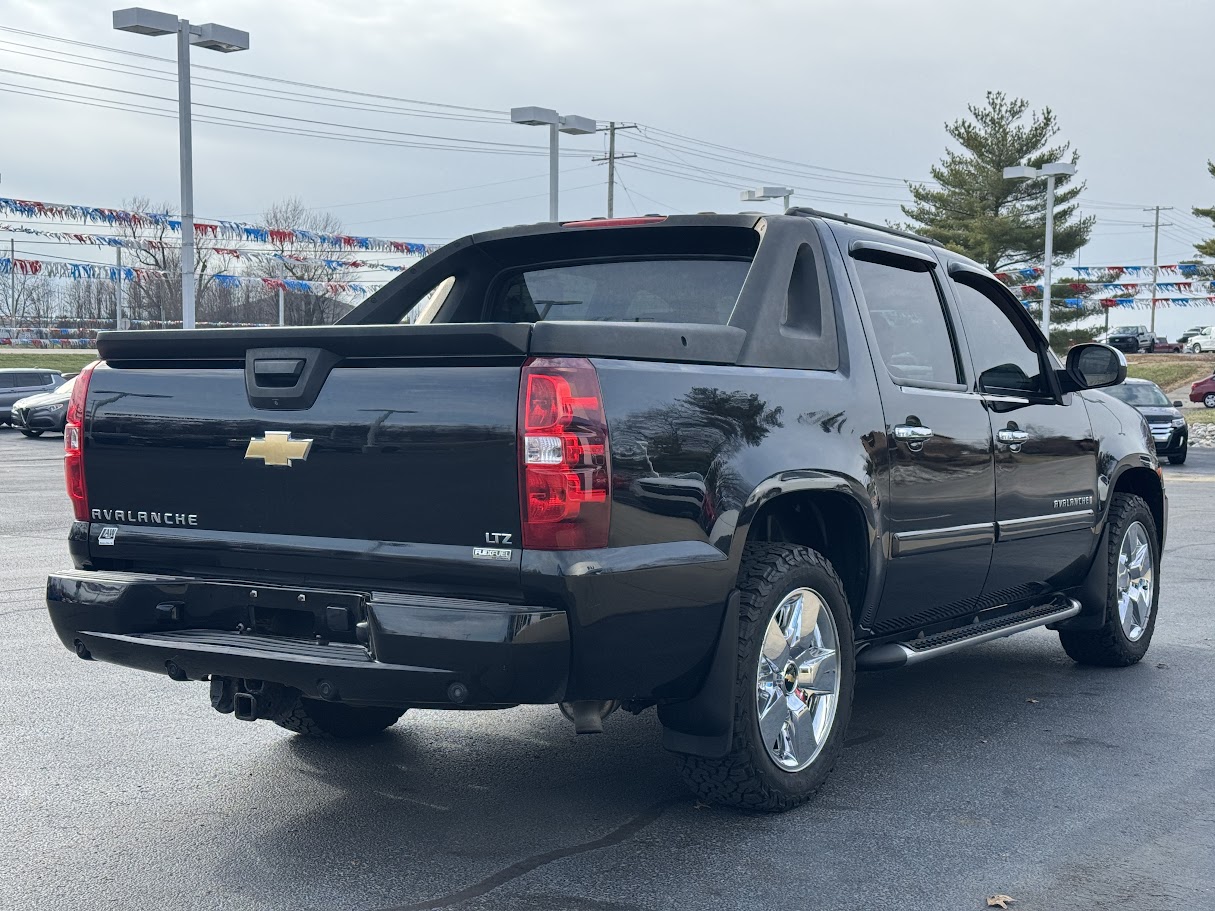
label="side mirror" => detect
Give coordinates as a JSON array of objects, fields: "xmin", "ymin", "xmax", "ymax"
[
  {"xmin": 1060, "ymin": 343, "xmax": 1127, "ymax": 392},
  {"xmin": 1173, "ymin": 401, "xmax": 1184, "ymax": 408}
]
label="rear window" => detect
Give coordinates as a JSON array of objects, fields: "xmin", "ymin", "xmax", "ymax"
[{"xmin": 487, "ymin": 259, "xmax": 751, "ymax": 324}]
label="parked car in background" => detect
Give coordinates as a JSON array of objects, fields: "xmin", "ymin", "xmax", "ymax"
[
  {"xmin": 1187, "ymin": 327, "xmax": 1215, "ymax": 354},
  {"xmin": 1190, "ymin": 372, "xmax": 1215, "ymax": 408},
  {"xmin": 1178, "ymin": 326, "xmax": 1209, "ymax": 346},
  {"xmin": 1148, "ymin": 334, "xmax": 1184, "ymax": 353},
  {"xmin": 0, "ymin": 368, "xmax": 63, "ymax": 425},
  {"xmin": 10, "ymin": 375, "xmax": 75, "ymax": 437},
  {"xmin": 1106, "ymin": 378, "xmax": 1189, "ymax": 464},
  {"xmin": 1106, "ymin": 325, "xmax": 1154, "ymax": 352}
]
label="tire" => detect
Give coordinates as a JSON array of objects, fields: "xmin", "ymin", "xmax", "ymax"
[
  {"xmin": 1204, "ymin": 393, "xmax": 1215, "ymax": 409},
  {"xmin": 1189, "ymin": 344, "xmax": 1201, "ymax": 354},
  {"xmin": 673, "ymin": 543, "xmax": 855, "ymax": 812},
  {"xmin": 1168, "ymin": 442, "xmax": 1187, "ymax": 465},
  {"xmin": 1059, "ymin": 493, "xmax": 1159, "ymax": 667},
  {"xmin": 19, "ymin": 428, "xmax": 43, "ymax": 438},
  {"xmin": 274, "ymin": 696, "xmax": 405, "ymax": 739}
]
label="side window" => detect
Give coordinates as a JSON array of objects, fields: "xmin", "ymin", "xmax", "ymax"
[
  {"xmin": 853, "ymin": 257, "xmax": 961, "ymax": 386},
  {"xmin": 951, "ymin": 278, "xmax": 1048, "ymax": 397},
  {"xmin": 16, "ymin": 372, "xmax": 39, "ymax": 387}
]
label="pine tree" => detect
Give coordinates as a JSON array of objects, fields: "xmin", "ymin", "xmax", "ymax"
[
  {"xmin": 903, "ymin": 91, "xmax": 1094, "ymax": 273},
  {"xmin": 1192, "ymin": 161, "xmax": 1215, "ymax": 257}
]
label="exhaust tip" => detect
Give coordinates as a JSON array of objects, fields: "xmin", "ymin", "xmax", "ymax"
[
  {"xmin": 165, "ymin": 660, "xmax": 188, "ymax": 681},
  {"xmin": 73, "ymin": 639, "xmax": 92, "ymax": 661},
  {"xmin": 560, "ymin": 700, "xmax": 619, "ymax": 735},
  {"xmin": 447, "ymin": 682, "xmax": 469, "ymax": 705},
  {"xmin": 233, "ymin": 691, "xmax": 258, "ymax": 721}
]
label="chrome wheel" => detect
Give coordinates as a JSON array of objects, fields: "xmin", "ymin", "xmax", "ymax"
[
  {"xmin": 755, "ymin": 587, "xmax": 841, "ymax": 772},
  {"xmin": 1116, "ymin": 521, "xmax": 1154, "ymax": 642}
]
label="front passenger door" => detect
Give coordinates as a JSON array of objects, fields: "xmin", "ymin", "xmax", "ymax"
[{"xmin": 946, "ymin": 265, "xmax": 1099, "ymax": 599}]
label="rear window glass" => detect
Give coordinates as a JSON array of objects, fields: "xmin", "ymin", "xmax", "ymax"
[{"xmin": 487, "ymin": 259, "xmax": 750, "ymax": 324}]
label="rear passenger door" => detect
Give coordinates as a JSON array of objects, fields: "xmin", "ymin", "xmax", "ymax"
[
  {"xmin": 944, "ymin": 263, "xmax": 1098, "ymax": 599},
  {"xmin": 838, "ymin": 229, "xmax": 996, "ymax": 634}
]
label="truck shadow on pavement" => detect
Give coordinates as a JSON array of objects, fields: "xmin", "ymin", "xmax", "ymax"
[{"xmin": 198, "ymin": 631, "xmax": 1210, "ymax": 911}]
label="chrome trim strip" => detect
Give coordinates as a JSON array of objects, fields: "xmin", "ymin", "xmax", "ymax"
[
  {"xmin": 981, "ymin": 393, "xmax": 1032, "ymax": 405},
  {"xmin": 997, "ymin": 509, "xmax": 1094, "ymax": 541},
  {"xmin": 892, "ymin": 522, "xmax": 996, "ymax": 557}
]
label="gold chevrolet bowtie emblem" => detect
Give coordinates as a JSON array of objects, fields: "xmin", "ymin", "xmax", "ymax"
[{"xmin": 244, "ymin": 431, "xmax": 313, "ymax": 467}]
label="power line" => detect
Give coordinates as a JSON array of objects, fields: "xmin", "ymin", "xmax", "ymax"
[{"xmin": 0, "ymin": 25, "xmax": 506, "ymax": 115}]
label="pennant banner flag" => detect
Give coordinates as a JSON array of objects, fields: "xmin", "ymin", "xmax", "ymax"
[
  {"xmin": 0, "ymin": 223, "xmax": 417, "ymax": 275},
  {"xmin": 0, "ymin": 196, "xmax": 440, "ymax": 256},
  {"xmin": 0, "ymin": 256, "xmax": 377, "ymax": 296}
]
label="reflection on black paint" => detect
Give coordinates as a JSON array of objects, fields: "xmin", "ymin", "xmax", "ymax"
[{"xmin": 613, "ymin": 387, "xmax": 784, "ymax": 522}]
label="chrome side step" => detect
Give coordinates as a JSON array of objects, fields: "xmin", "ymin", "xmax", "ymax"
[{"xmin": 856, "ymin": 598, "xmax": 1082, "ymax": 671}]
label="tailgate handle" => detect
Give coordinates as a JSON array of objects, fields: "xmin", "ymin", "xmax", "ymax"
[
  {"xmin": 245, "ymin": 347, "xmax": 339, "ymax": 410},
  {"xmin": 253, "ymin": 358, "xmax": 305, "ymax": 387}
]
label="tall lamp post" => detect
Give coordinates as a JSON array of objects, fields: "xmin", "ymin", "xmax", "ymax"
[
  {"xmin": 510, "ymin": 107, "xmax": 596, "ymax": 221},
  {"xmin": 1003, "ymin": 161, "xmax": 1077, "ymax": 341},
  {"xmin": 113, "ymin": 8, "xmax": 249, "ymax": 330},
  {"xmin": 741, "ymin": 186, "xmax": 796, "ymax": 211}
]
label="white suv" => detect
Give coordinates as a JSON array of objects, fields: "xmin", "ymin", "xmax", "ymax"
[{"xmin": 1188, "ymin": 327, "xmax": 1215, "ymax": 353}]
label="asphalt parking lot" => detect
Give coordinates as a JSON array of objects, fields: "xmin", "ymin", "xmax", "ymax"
[{"xmin": 2, "ymin": 428, "xmax": 1213, "ymax": 911}]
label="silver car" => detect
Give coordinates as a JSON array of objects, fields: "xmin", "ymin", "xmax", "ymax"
[{"xmin": 0, "ymin": 368, "xmax": 64, "ymax": 425}]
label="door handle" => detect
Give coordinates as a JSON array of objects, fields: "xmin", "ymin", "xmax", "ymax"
[
  {"xmin": 893, "ymin": 424, "xmax": 934, "ymax": 452},
  {"xmin": 997, "ymin": 428, "xmax": 1029, "ymax": 452}
]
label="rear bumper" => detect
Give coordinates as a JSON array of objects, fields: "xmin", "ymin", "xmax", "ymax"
[{"xmin": 46, "ymin": 570, "xmax": 570, "ymax": 707}]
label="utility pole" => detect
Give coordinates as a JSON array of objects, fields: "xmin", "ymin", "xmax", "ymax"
[
  {"xmin": 1143, "ymin": 206, "xmax": 1174, "ymax": 335},
  {"xmin": 116, "ymin": 247, "xmax": 124, "ymax": 331},
  {"xmin": 9, "ymin": 239, "xmax": 14, "ymax": 316},
  {"xmin": 593, "ymin": 122, "xmax": 637, "ymax": 217}
]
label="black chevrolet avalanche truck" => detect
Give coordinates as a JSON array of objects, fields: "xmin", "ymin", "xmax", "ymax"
[{"xmin": 46, "ymin": 211, "xmax": 1165, "ymax": 811}]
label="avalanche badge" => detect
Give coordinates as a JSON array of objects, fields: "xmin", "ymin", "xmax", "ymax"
[{"xmin": 245, "ymin": 431, "xmax": 313, "ymax": 467}]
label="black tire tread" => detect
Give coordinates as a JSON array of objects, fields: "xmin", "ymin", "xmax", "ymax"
[
  {"xmin": 1059, "ymin": 493, "xmax": 1158, "ymax": 667},
  {"xmin": 674, "ymin": 542, "xmax": 854, "ymax": 812},
  {"xmin": 273, "ymin": 697, "xmax": 404, "ymax": 739}
]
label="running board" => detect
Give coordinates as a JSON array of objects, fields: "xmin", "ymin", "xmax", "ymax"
[{"xmin": 855, "ymin": 598, "xmax": 1082, "ymax": 671}]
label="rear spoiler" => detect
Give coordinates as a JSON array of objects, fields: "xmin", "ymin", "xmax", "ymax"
[{"xmin": 96, "ymin": 322, "xmax": 746, "ymax": 366}]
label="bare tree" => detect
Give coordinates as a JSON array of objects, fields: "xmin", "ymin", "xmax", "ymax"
[
  {"xmin": 115, "ymin": 196, "xmax": 232, "ymax": 324},
  {"xmin": 254, "ymin": 197, "xmax": 357, "ymax": 326},
  {"xmin": 0, "ymin": 267, "xmax": 54, "ymax": 324}
]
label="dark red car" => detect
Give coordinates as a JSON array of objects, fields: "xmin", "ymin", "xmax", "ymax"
[{"xmin": 1190, "ymin": 372, "xmax": 1215, "ymax": 408}]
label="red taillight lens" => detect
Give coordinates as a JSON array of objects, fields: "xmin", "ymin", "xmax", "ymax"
[
  {"xmin": 518, "ymin": 357, "xmax": 610, "ymax": 549},
  {"xmin": 64, "ymin": 360, "xmax": 98, "ymax": 522},
  {"xmin": 561, "ymin": 216, "xmax": 667, "ymax": 228}
]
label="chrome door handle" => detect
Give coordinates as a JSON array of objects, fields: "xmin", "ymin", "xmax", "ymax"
[
  {"xmin": 894, "ymin": 424, "xmax": 934, "ymax": 451},
  {"xmin": 997, "ymin": 428, "xmax": 1029, "ymax": 452}
]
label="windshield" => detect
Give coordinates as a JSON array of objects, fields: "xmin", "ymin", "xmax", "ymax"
[
  {"xmin": 488, "ymin": 258, "xmax": 751, "ymax": 324},
  {"xmin": 1110, "ymin": 326, "xmax": 1140, "ymax": 334},
  {"xmin": 1106, "ymin": 382, "xmax": 1170, "ymax": 407}
]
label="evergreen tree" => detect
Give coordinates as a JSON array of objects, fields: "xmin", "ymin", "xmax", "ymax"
[
  {"xmin": 1192, "ymin": 161, "xmax": 1215, "ymax": 257},
  {"xmin": 903, "ymin": 91, "xmax": 1094, "ymax": 273}
]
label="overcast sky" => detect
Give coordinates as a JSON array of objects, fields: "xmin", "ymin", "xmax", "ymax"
[{"xmin": 4, "ymin": 0, "xmax": 1215, "ymax": 335}]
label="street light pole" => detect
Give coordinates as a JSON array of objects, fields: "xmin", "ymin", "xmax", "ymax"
[
  {"xmin": 176, "ymin": 19, "xmax": 195, "ymax": 329},
  {"xmin": 1003, "ymin": 161, "xmax": 1076, "ymax": 341},
  {"xmin": 113, "ymin": 8, "xmax": 249, "ymax": 330},
  {"xmin": 1042, "ymin": 172, "xmax": 1056, "ymax": 341},
  {"xmin": 741, "ymin": 186, "xmax": 796, "ymax": 212},
  {"xmin": 549, "ymin": 123, "xmax": 559, "ymax": 222},
  {"xmin": 511, "ymin": 107, "xmax": 597, "ymax": 221}
]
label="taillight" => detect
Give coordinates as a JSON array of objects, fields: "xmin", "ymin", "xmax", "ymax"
[
  {"xmin": 64, "ymin": 360, "xmax": 99, "ymax": 522},
  {"xmin": 518, "ymin": 357, "xmax": 610, "ymax": 549}
]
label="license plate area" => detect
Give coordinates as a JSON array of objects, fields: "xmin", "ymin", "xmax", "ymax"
[{"xmin": 205, "ymin": 583, "xmax": 366, "ymax": 643}]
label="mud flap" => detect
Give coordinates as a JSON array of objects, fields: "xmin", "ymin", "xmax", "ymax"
[
  {"xmin": 1054, "ymin": 523, "xmax": 1111, "ymax": 632},
  {"xmin": 657, "ymin": 591, "xmax": 739, "ymax": 758}
]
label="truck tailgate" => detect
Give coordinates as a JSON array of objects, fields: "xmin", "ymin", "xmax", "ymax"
[{"xmin": 83, "ymin": 325, "xmax": 527, "ymax": 593}]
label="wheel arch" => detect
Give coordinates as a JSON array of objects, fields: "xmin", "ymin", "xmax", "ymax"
[
  {"xmin": 1109, "ymin": 464, "xmax": 1165, "ymax": 546},
  {"xmin": 732, "ymin": 472, "xmax": 879, "ymax": 628}
]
